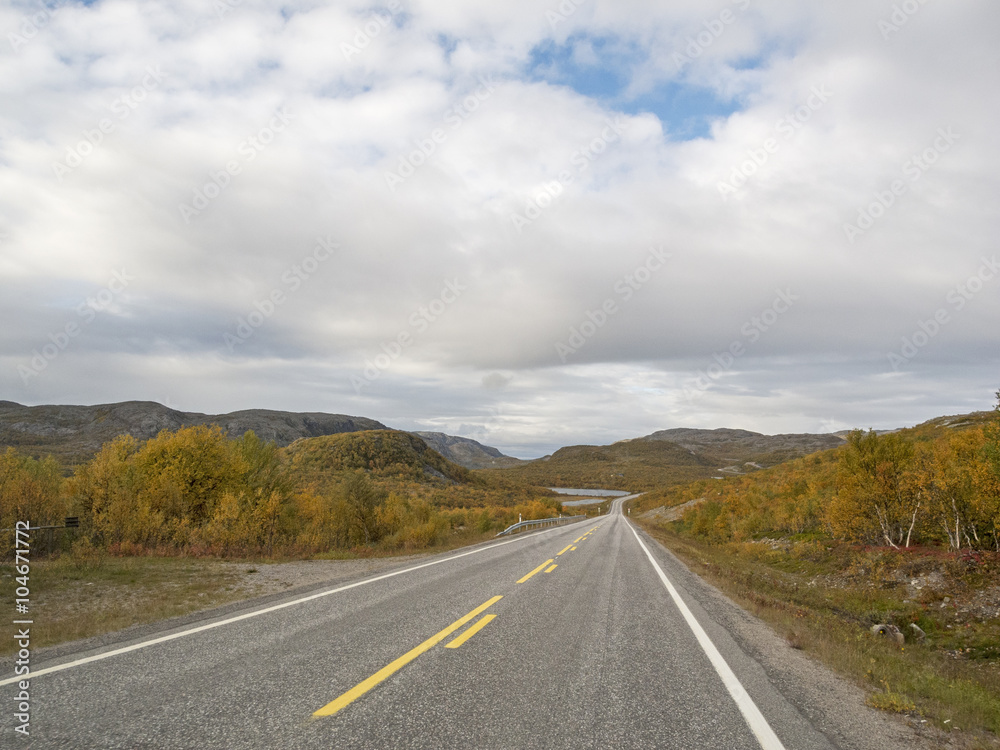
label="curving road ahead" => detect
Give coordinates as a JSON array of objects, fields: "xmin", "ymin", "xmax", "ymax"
[{"xmin": 3, "ymin": 499, "xmax": 918, "ymax": 749}]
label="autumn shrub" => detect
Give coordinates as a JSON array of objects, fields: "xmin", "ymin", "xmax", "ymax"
[
  {"xmin": 63, "ymin": 427, "xmax": 293, "ymax": 555},
  {"xmin": 672, "ymin": 397, "xmax": 1000, "ymax": 552},
  {"xmin": 290, "ymin": 490, "xmax": 352, "ymax": 552},
  {"xmin": 7, "ymin": 424, "xmax": 585, "ymax": 560},
  {"xmin": 0, "ymin": 448, "xmax": 67, "ymax": 558}
]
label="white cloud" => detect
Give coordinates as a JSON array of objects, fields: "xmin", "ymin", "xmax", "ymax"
[{"xmin": 1, "ymin": 0, "xmax": 998, "ymax": 456}]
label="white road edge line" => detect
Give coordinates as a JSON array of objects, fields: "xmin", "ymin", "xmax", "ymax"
[
  {"xmin": 0, "ymin": 522, "xmax": 581, "ymax": 687},
  {"xmin": 627, "ymin": 522, "xmax": 787, "ymax": 750}
]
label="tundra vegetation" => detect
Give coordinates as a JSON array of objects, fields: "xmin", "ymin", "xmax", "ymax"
[
  {"xmin": 633, "ymin": 393, "xmax": 1000, "ymax": 742},
  {"xmin": 1, "ymin": 428, "xmax": 561, "ymax": 560},
  {"xmin": 635, "ymin": 398, "xmax": 1000, "ymax": 552}
]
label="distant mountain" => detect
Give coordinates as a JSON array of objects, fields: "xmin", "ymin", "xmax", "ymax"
[
  {"xmin": 486, "ymin": 427, "xmax": 847, "ymax": 492},
  {"xmin": 484, "ymin": 439, "xmax": 713, "ymax": 492},
  {"xmin": 412, "ymin": 431, "xmax": 522, "ymax": 470},
  {"xmin": 636, "ymin": 428, "xmax": 845, "ymax": 473},
  {"xmin": 0, "ymin": 401, "xmax": 386, "ymax": 467}
]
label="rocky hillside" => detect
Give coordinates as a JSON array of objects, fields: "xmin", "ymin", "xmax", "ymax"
[
  {"xmin": 636, "ymin": 427, "xmax": 845, "ymax": 474},
  {"xmin": 483, "ymin": 439, "xmax": 714, "ymax": 492},
  {"xmin": 412, "ymin": 431, "xmax": 522, "ymax": 469},
  {"xmin": 282, "ymin": 430, "xmax": 471, "ymax": 493},
  {"xmin": 0, "ymin": 400, "xmax": 386, "ymax": 467}
]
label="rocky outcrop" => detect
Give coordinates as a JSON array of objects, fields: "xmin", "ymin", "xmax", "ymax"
[
  {"xmin": 412, "ymin": 431, "xmax": 522, "ymax": 469},
  {"xmin": 0, "ymin": 401, "xmax": 386, "ymax": 466}
]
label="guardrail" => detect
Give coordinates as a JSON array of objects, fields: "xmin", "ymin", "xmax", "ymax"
[
  {"xmin": 1, "ymin": 518, "xmax": 81, "ymax": 558},
  {"xmin": 495, "ymin": 515, "xmax": 586, "ymax": 537}
]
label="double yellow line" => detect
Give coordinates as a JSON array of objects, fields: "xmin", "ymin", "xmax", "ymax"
[
  {"xmin": 524, "ymin": 525, "xmax": 601, "ymax": 580},
  {"xmin": 313, "ymin": 595, "xmax": 502, "ymax": 718},
  {"xmin": 315, "ymin": 522, "xmax": 603, "ymax": 719},
  {"xmin": 516, "ymin": 558, "xmax": 555, "ymax": 583}
]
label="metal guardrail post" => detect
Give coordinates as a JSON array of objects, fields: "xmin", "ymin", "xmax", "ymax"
[{"xmin": 495, "ymin": 514, "xmax": 586, "ymax": 537}]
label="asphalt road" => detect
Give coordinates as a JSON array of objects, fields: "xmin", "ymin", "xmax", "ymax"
[{"xmin": 3, "ymin": 499, "xmax": 922, "ymax": 749}]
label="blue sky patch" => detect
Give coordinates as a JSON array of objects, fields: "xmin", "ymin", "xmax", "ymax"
[
  {"xmin": 626, "ymin": 82, "xmax": 741, "ymax": 140},
  {"xmin": 528, "ymin": 35, "xmax": 636, "ymax": 99},
  {"xmin": 527, "ymin": 34, "xmax": 742, "ymax": 140}
]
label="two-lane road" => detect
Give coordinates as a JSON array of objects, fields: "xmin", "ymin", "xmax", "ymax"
[{"xmin": 4, "ymin": 500, "xmax": 909, "ymax": 748}]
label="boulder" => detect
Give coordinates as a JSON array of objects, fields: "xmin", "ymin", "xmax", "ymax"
[{"xmin": 870, "ymin": 623, "xmax": 905, "ymax": 645}]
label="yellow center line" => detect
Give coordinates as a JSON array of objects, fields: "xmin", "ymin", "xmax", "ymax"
[
  {"xmin": 570, "ymin": 546, "xmax": 577, "ymax": 550},
  {"xmin": 516, "ymin": 558, "xmax": 555, "ymax": 584},
  {"xmin": 544, "ymin": 564, "xmax": 558, "ymax": 573},
  {"xmin": 572, "ymin": 535, "xmax": 585, "ymax": 543},
  {"xmin": 312, "ymin": 595, "xmax": 503, "ymax": 718},
  {"xmin": 445, "ymin": 615, "xmax": 496, "ymax": 649},
  {"xmin": 556, "ymin": 544, "xmax": 573, "ymax": 556}
]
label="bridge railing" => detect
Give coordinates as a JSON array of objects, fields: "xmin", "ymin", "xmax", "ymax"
[{"xmin": 495, "ymin": 514, "xmax": 586, "ymax": 537}]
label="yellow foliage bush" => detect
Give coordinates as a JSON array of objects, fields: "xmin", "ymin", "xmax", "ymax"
[
  {"xmin": 0, "ymin": 448, "xmax": 67, "ymax": 557},
  {"xmin": 672, "ymin": 399, "xmax": 1000, "ymax": 551}
]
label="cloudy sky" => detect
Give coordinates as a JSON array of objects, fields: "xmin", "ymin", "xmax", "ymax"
[{"xmin": 2, "ymin": 0, "xmax": 998, "ymax": 457}]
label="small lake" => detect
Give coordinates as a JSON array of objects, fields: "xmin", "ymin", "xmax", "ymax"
[
  {"xmin": 548, "ymin": 488, "xmax": 630, "ymax": 497},
  {"xmin": 548, "ymin": 487, "xmax": 630, "ymax": 506}
]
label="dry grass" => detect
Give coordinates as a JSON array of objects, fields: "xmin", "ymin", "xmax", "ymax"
[{"xmin": 0, "ymin": 553, "xmax": 253, "ymax": 656}]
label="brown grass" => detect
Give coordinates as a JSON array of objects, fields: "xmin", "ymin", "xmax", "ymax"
[{"xmin": 1, "ymin": 554, "xmax": 251, "ymax": 656}]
